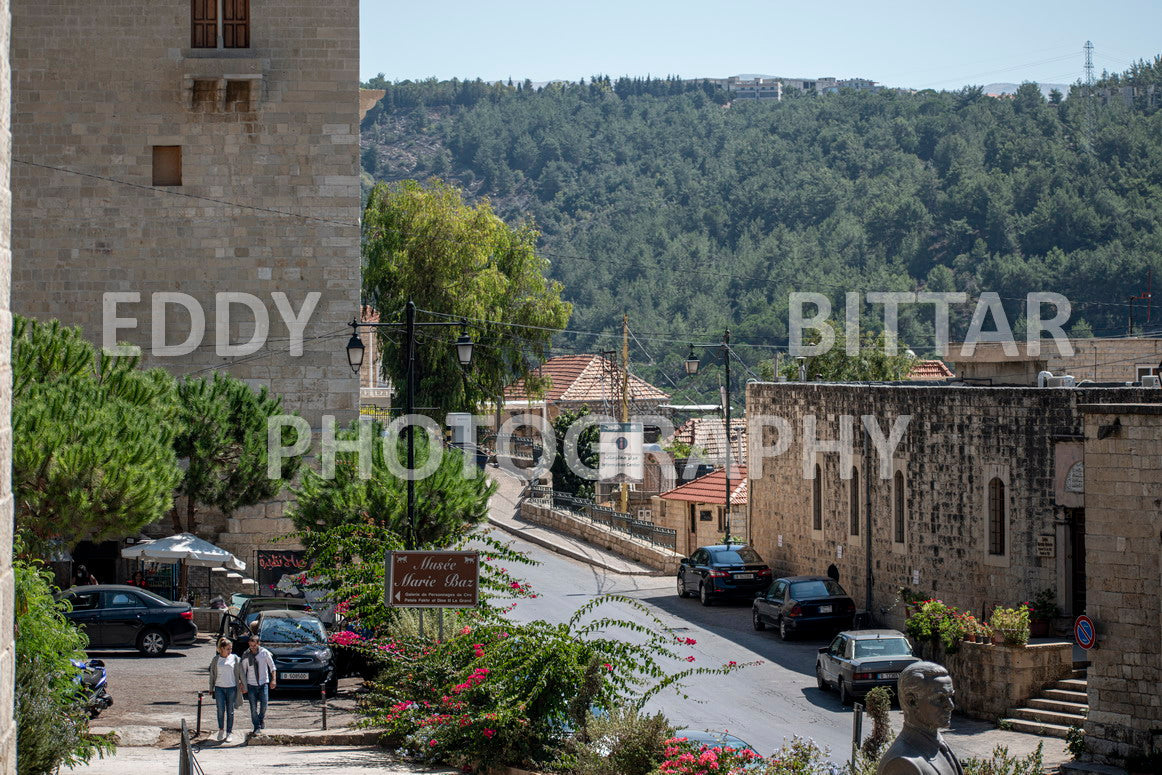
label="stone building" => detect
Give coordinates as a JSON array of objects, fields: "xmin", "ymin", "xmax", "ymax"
[
  {"xmin": 1078, "ymin": 403, "xmax": 1162, "ymax": 763},
  {"xmin": 745, "ymin": 380, "xmax": 1162, "ymax": 627},
  {"xmin": 10, "ymin": 0, "xmax": 361, "ymax": 559},
  {"xmin": 500, "ymin": 353, "xmax": 670, "ymax": 424},
  {"xmin": 653, "ymin": 465, "xmax": 748, "ymax": 557},
  {"xmin": 946, "ymin": 338, "xmax": 1162, "ymax": 385},
  {"xmin": 1, "ymin": 0, "xmax": 15, "ymax": 766}
]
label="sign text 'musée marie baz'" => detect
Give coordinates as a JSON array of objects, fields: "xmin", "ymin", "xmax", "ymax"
[{"xmin": 386, "ymin": 550, "xmax": 480, "ymax": 608}]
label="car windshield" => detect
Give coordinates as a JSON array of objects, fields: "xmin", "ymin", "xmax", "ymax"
[
  {"xmin": 259, "ymin": 617, "xmax": 325, "ymax": 644},
  {"xmin": 710, "ymin": 548, "xmax": 762, "ymax": 564},
  {"xmin": 854, "ymin": 638, "xmax": 912, "ymax": 658},
  {"xmin": 789, "ymin": 579, "xmax": 846, "ymax": 599}
]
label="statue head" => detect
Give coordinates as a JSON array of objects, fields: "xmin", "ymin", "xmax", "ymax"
[{"xmin": 898, "ymin": 661, "xmax": 955, "ymax": 732}]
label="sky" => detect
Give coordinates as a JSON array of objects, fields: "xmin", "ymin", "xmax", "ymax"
[{"xmin": 360, "ymin": 0, "xmax": 1162, "ymax": 91}]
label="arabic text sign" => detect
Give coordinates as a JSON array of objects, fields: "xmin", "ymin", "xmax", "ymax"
[
  {"xmin": 386, "ymin": 550, "xmax": 479, "ymax": 608},
  {"xmin": 598, "ymin": 422, "xmax": 643, "ymax": 482}
]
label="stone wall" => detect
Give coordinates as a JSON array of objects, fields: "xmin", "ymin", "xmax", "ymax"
[
  {"xmin": 0, "ymin": 0, "xmax": 14, "ymax": 767},
  {"xmin": 652, "ymin": 495, "xmax": 732, "ymax": 558},
  {"xmin": 1080, "ymin": 404, "xmax": 1162, "ymax": 763},
  {"xmin": 519, "ymin": 501, "xmax": 683, "ymax": 573},
  {"xmin": 10, "ymin": 0, "xmax": 361, "ymax": 557},
  {"xmin": 934, "ymin": 641, "xmax": 1073, "ymax": 721},
  {"xmin": 745, "ymin": 382, "xmax": 1162, "ymax": 627}
]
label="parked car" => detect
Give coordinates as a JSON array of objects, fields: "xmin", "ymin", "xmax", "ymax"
[
  {"xmin": 253, "ymin": 610, "xmax": 337, "ymax": 695},
  {"xmin": 815, "ymin": 629, "xmax": 919, "ymax": 705},
  {"xmin": 56, "ymin": 584, "xmax": 198, "ymax": 656},
  {"xmin": 677, "ymin": 545, "xmax": 772, "ymax": 606},
  {"xmin": 673, "ymin": 729, "xmax": 763, "ymax": 771},
  {"xmin": 751, "ymin": 575, "xmax": 855, "ymax": 640},
  {"xmin": 220, "ymin": 596, "xmax": 311, "ymax": 641}
]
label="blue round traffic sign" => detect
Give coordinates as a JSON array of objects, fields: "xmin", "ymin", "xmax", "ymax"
[{"xmin": 1074, "ymin": 615, "xmax": 1096, "ymax": 650}]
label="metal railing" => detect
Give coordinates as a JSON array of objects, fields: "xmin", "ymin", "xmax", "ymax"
[
  {"xmin": 178, "ymin": 719, "xmax": 204, "ymax": 775},
  {"xmin": 528, "ymin": 488, "xmax": 677, "ymax": 550}
]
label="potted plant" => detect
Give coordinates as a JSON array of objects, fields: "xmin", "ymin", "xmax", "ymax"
[
  {"xmin": 1027, "ymin": 588, "xmax": 1060, "ymax": 638},
  {"xmin": 989, "ymin": 604, "xmax": 1031, "ymax": 646}
]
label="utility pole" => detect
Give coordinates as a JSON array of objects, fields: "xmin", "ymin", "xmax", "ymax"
[
  {"xmin": 619, "ymin": 314, "xmax": 630, "ymax": 514},
  {"xmin": 723, "ymin": 329, "xmax": 732, "ymax": 546}
]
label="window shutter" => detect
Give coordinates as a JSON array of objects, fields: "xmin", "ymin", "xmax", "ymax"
[
  {"xmin": 191, "ymin": 0, "xmax": 217, "ymax": 48},
  {"xmin": 223, "ymin": 0, "xmax": 250, "ymax": 49}
]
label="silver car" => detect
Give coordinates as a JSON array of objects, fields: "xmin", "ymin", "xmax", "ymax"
[{"xmin": 815, "ymin": 629, "xmax": 919, "ymax": 705}]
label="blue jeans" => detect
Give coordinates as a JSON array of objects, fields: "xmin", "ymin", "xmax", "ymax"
[
  {"xmin": 213, "ymin": 686, "xmax": 236, "ymax": 733},
  {"xmin": 246, "ymin": 683, "xmax": 269, "ymax": 731}
]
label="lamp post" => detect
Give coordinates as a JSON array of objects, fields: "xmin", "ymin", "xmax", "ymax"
[
  {"xmin": 346, "ymin": 300, "xmax": 473, "ymax": 550},
  {"xmin": 684, "ymin": 330, "xmax": 735, "ymax": 546}
]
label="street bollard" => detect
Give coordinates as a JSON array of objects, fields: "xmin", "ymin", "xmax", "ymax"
[
  {"xmin": 851, "ymin": 701, "xmax": 864, "ymax": 766},
  {"xmin": 196, "ymin": 692, "xmax": 204, "ymax": 736},
  {"xmin": 321, "ymin": 686, "xmax": 328, "ymax": 730}
]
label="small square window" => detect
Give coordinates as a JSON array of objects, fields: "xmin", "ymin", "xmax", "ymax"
[
  {"xmin": 153, "ymin": 146, "xmax": 182, "ymax": 186},
  {"xmin": 192, "ymin": 79, "xmax": 218, "ymax": 112},
  {"xmin": 225, "ymin": 80, "xmax": 251, "ymax": 112}
]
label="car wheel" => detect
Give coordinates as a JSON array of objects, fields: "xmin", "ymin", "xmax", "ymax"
[
  {"xmin": 699, "ymin": 583, "xmax": 713, "ymax": 607},
  {"xmin": 839, "ymin": 679, "xmax": 852, "ymax": 706},
  {"xmin": 778, "ymin": 617, "xmax": 792, "ymax": 641},
  {"xmin": 816, "ymin": 664, "xmax": 827, "ymax": 691},
  {"xmin": 677, "ymin": 575, "xmax": 688, "ymax": 598},
  {"xmin": 752, "ymin": 609, "xmax": 766, "ymax": 631},
  {"xmin": 137, "ymin": 628, "xmax": 169, "ymax": 657}
]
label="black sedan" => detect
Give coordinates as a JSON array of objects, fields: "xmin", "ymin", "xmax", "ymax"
[
  {"xmin": 677, "ymin": 544, "xmax": 772, "ymax": 606},
  {"xmin": 254, "ymin": 610, "xmax": 337, "ymax": 695},
  {"xmin": 751, "ymin": 575, "xmax": 855, "ymax": 640},
  {"xmin": 56, "ymin": 584, "xmax": 198, "ymax": 656},
  {"xmin": 816, "ymin": 629, "xmax": 919, "ymax": 705}
]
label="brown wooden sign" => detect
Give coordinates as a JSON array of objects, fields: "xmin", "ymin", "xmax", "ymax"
[{"xmin": 386, "ymin": 550, "xmax": 480, "ymax": 608}]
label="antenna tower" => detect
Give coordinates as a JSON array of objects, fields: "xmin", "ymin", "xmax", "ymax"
[{"xmin": 1084, "ymin": 40, "xmax": 1095, "ymax": 86}]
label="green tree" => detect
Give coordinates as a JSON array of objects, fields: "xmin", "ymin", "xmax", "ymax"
[
  {"xmin": 362, "ymin": 180, "xmax": 572, "ymax": 418},
  {"xmin": 12, "ymin": 317, "xmax": 181, "ymax": 556},
  {"xmin": 14, "ymin": 544, "xmax": 115, "ymax": 775},
  {"xmin": 550, "ymin": 407, "xmax": 598, "ymax": 498},
  {"xmin": 171, "ymin": 372, "xmax": 302, "ymax": 534},
  {"xmin": 782, "ymin": 323, "xmax": 919, "ymax": 382}
]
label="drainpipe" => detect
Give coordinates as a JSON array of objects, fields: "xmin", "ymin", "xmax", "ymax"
[{"xmin": 863, "ymin": 421, "xmax": 874, "ymax": 621}]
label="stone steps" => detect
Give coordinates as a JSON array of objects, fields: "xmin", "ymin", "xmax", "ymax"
[
  {"xmin": 1008, "ymin": 707, "xmax": 1088, "ymax": 727},
  {"xmin": 1025, "ymin": 697, "xmax": 1089, "ymax": 715},
  {"xmin": 997, "ymin": 718, "xmax": 1075, "ymax": 738},
  {"xmin": 1000, "ymin": 663, "xmax": 1087, "ymax": 738},
  {"xmin": 1043, "ymin": 688, "xmax": 1088, "ymax": 704},
  {"xmin": 1054, "ymin": 677, "xmax": 1088, "ymax": 692}
]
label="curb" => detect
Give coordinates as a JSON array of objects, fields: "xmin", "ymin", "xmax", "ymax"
[
  {"xmin": 243, "ymin": 728, "xmax": 381, "ymax": 746},
  {"xmin": 486, "ymin": 516, "xmax": 666, "ymax": 577}
]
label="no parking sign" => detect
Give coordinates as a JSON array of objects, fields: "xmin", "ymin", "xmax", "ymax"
[{"xmin": 1074, "ymin": 615, "xmax": 1097, "ymax": 650}]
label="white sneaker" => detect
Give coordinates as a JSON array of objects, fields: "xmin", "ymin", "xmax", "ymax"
[
  {"xmin": 224, "ymin": 733, "xmax": 233, "ymax": 743},
  {"xmin": 216, "ymin": 729, "xmax": 225, "ymax": 742}
]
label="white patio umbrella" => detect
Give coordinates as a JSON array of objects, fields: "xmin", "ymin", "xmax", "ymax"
[{"xmin": 121, "ymin": 532, "xmax": 246, "ymax": 571}]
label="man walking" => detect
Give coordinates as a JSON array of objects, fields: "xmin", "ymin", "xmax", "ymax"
[{"xmin": 240, "ymin": 635, "xmax": 277, "ymax": 735}]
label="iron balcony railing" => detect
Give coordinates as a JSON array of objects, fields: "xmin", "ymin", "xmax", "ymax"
[{"xmin": 527, "ymin": 487, "xmax": 676, "ymax": 551}]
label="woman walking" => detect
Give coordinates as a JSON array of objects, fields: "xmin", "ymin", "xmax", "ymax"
[{"xmin": 208, "ymin": 637, "xmax": 244, "ymax": 742}]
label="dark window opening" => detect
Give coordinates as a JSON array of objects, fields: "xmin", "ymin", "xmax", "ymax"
[
  {"xmin": 225, "ymin": 80, "xmax": 251, "ymax": 112},
  {"xmin": 988, "ymin": 477, "xmax": 1005, "ymax": 555},
  {"xmin": 812, "ymin": 464, "xmax": 822, "ymax": 531},
  {"xmin": 153, "ymin": 146, "xmax": 182, "ymax": 186},
  {"xmin": 193, "ymin": 79, "xmax": 218, "ymax": 111},
  {"xmin": 893, "ymin": 471, "xmax": 905, "ymax": 544},
  {"xmin": 849, "ymin": 468, "xmax": 860, "ymax": 536}
]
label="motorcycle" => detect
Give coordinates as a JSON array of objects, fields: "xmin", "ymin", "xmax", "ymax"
[{"xmin": 72, "ymin": 658, "xmax": 113, "ymax": 719}]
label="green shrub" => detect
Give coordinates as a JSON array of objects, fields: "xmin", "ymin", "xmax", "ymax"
[
  {"xmin": 962, "ymin": 743, "xmax": 1044, "ymax": 775},
  {"xmin": 563, "ymin": 706, "xmax": 672, "ymax": 775},
  {"xmin": 861, "ymin": 686, "xmax": 894, "ymax": 760},
  {"xmin": 1066, "ymin": 725, "xmax": 1087, "ymax": 761},
  {"xmin": 14, "ymin": 548, "xmax": 115, "ymax": 775},
  {"xmin": 988, "ymin": 605, "xmax": 1031, "ymax": 646}
]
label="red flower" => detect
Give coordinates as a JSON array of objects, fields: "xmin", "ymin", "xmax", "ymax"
[{"xmin": 483, "ymin": 728, "xmax": 496, "ymax": 739}]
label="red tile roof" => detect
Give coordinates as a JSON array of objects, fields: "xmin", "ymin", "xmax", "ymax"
[
  {"xmin": 906, "ymin": 359, "xmax": 954, "ymax": 380},
  {"xmin": 504, "ymin": 354, "xmax": 669, "ymax": 405},
  {"xmin": 669, "ymin": 418, "xmax": 747, "ymax": 462},
  {"xmin": 659, "ymin": 465, "xmax": 748, "ymax": 506}
]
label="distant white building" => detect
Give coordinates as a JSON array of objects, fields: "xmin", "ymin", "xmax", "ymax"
[{"xmin": 697, "ymin": 74, "xmax": 882, "ymax": 101}]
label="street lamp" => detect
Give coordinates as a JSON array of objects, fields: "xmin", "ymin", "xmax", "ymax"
[
  {"xmin": 684, "ymin": 330, "xmax": 735, "ymax": 546},
  {"xmin": 346, "ymin": 300, "xmax": 474, "ymax": 550}
]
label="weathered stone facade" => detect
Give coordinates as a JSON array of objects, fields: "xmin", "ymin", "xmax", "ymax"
[
  {"xmin": 1079, "ymin": 404, "xmax": 1162, "ymax": 763},
  {"xmin": 745, "ymin": 382, "xmax": 1162, "ymax": 628},
  {"xmin": 946, "ymin": 338, "xmax": 1162, "ymax": 385},
  {"xmin": 10, "ymin": 0, "xmax": 360, "ymax": 558},
  {"xmin": 0, "ymin": 0, "xmax": 15, "ymax": 768}
]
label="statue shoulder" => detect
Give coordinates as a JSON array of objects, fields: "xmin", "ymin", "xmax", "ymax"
[{"xmin": 878, "ymin": 754, "xmax": 927, "ymax": 775}]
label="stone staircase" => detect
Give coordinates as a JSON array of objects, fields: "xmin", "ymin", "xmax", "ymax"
[
  {"xmin": 999, "ymin": 660, "xmax": 1089, "ymax": 738},
  {"xmin": 209, "ymin": 566, "xmax": 260, "ymax": 600}
]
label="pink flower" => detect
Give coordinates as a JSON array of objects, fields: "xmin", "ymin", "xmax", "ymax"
[
  {"xmin": 482, "ymin": 728, "xmax": 496, "ymax": 739},
  {"xmin": 603, "ymin": 663, "xmax": 613, "ymax": 672},
  {"xmin": 685, "ymin": 656, "xmax": 696, "ymax": 662},
  {"xmin": 429, "ymin": 739, "xmax": 437, "ymax": 747}
]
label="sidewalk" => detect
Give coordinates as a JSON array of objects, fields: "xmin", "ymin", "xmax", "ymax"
[{"xmin": 484, "ymin": 466, "xmax": 664, "ymax": 576}]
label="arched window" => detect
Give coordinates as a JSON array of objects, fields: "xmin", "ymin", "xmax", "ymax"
[
  {"xmin": 893, "ymin": 470, "xmax": 905, "ymax": 544},
  {"xmin": 812, "ymin": 464, "xmax": 822, "ymax": 531},
  {"xmin": 988, "ymin": 478, "xmax": 1006, "ymax": 555},
  {"xmin": 849, "ymin": 468, "xmax": 860, "ymax": 536}
]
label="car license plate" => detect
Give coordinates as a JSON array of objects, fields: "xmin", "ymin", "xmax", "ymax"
[
  {"xmin": 735, "ymin": 573, "xmax": 754, "ymax": 580},
  {"xmin": 819, "ymin": 605, "xmax": 832, "ymax": 613},
  {"xmin": 280, "ymin": 672, "xmax": 308, "ymax": 680},
  {"xmin": 877, "ymin": 672, "xmax": 900, "ymax": 680}
]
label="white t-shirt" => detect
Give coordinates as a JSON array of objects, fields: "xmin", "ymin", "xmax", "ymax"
[
  {"xmin": 214, "ymin": 654, "xmax": 240, "ymax": 688},
  {"xmin": 241, "ymin": 647, "xmax": 276, "ymax": 686}
]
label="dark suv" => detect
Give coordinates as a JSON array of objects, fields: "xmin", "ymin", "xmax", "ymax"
[{"xmin": 677, "ymin": 544, "xmax": 772, "ymax": 606}]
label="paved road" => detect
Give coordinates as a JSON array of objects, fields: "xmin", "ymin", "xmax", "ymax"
[
  {"xmin": 68, "ymin": 744, "xmax": 457, "ymax": 774},
  {"xmin": 86, "ymin": 635, "xmax": 358, "ymax": 732}
]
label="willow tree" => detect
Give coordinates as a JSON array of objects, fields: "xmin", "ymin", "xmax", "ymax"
[{"xmin": 362, "ymin": 179, "xmax": 572, "ymax": 417}]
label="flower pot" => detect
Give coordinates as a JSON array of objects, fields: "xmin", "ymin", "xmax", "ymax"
[{"xmin": 1030, "ymin": 619, "xmax": 1050, "ymax": 638}]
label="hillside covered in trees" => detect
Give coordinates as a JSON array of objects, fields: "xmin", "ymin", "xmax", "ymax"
[{"xmin": 360, "ymin": 63, "xmax": 1162, "ymax": 399}]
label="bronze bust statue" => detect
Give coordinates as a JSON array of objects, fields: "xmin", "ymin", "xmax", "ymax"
[{"xmin": 877, "ymin": 662, "xmax": 963, "ymax": 775}]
